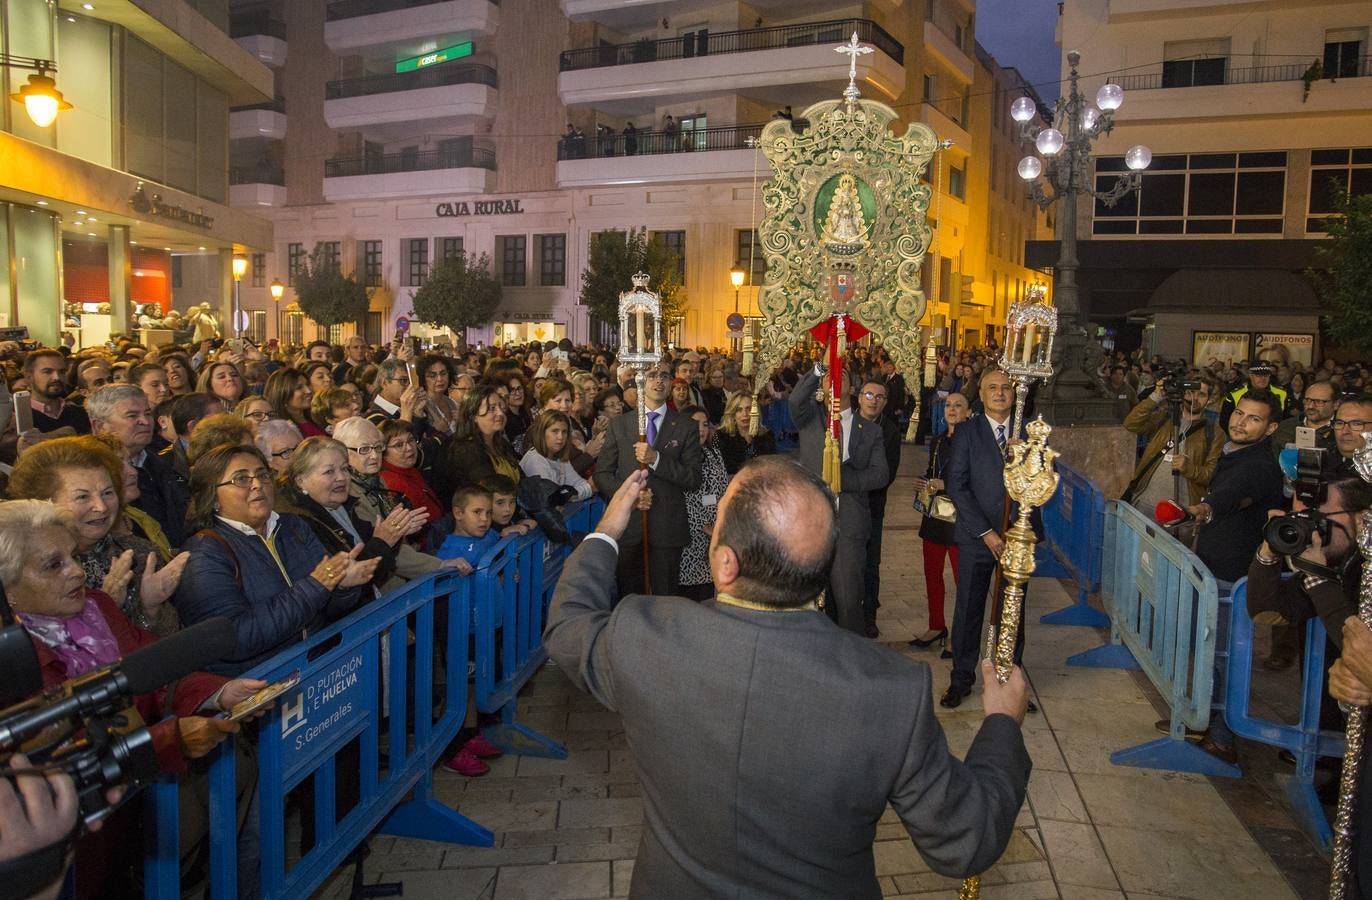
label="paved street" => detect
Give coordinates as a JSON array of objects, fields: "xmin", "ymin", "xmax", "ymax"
[{"xmin": 317, "ymin": 446, "xmax": 1317, "ymax": 899}]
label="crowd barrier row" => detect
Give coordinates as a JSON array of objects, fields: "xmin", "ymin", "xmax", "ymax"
[
  {"xmin": 1036, "ymin": 461, "xmax": 1108, "ymax": 627},
  {"xmin": 142, "ymin": 497, "xmax": 603, "ymax": 900}
]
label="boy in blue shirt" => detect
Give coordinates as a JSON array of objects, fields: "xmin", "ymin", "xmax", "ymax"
[{"xmin": 436, "ymin": 485, "xmax": 500, "ymax": 572}]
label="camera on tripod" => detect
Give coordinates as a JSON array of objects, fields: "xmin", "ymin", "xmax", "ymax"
[
  {"xmin": 1161, "ymin": 364, "xmax": 1200, "ymax": 405},
  {"xmin": 1262, "ymin": 447, "xmax": 1331, "ymax": 556}
]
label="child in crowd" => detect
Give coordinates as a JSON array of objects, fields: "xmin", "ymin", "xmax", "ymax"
[
  {"xmin": 436, "ymin": 485, "xmax": 500, "ymax": 574},
  {"xmin": 482, "ymin": 475, "xmax": 538, "ymax": 537},
  {"xmin": 435, "ymin": 483, "xmax": 504, "ymax": 776}
]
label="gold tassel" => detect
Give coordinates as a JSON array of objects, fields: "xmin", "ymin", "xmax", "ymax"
[
  {"xmin": 749, "ymin": 396, "xmax": 760, "ymax": 438},
  {"xmin": 823, "ymin": 430, "xmax": 842, "ymax": 495}
]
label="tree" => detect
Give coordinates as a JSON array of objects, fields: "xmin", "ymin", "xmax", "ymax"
[
  {"xmin": 1314, "ymin": 191, "xmax": 1372, "ymax": 354},
  {"xmin": 578, "ymin": 227, "xmax": 685, "ymax": 338},
  {"xmin": 293, "ymin": 244, "xmax": 369, "ymax": 327},
  {"xmin": 410, "ymin": 251, "xmax": 501, "ymax": 345}
]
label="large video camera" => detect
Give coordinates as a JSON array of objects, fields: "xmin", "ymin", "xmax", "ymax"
[
  {"xmin": 0, "ymin": 616, "xmax": 235, "ymax": 827},
  {"xmin": 1160, "ymin": 363, "xmax": 1200, "ymax": 405},
  {"xmin": 1262, "ymin": 447, "xmax": 1330, "ymax": 556}
]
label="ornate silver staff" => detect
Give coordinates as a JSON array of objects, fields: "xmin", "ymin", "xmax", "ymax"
[
  {"xmin": 1330, "ymin": 432, "xmax": 1372, "ymax": 897},
  {"xmin": 617, "ymin": 273, "xmax": 663, "ymax": 589},
  {"xmin": 997, "ymin": 283, "xmax": 1057, "ymax": 440}
]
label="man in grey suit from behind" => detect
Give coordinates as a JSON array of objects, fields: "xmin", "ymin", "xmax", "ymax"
[
  {"xmin": 546, "ymin": 459, "xmax": 1031, "ymax": 900},
  {"xmin": 789, "ymin": 362, "xmax": 889, "ymax": 633}
]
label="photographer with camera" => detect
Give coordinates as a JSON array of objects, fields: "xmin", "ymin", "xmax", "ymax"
[{"xmin": 1121, "ymin": 371, "xmax": 1221, "ymax": 510}]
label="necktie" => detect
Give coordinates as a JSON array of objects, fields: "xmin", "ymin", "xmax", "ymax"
[
  {"xmin": 996, "ymin": 423, "xmax": 1007, "ymax": 457},
  {"xmin": 646, "ymin": 410, "xmax": 659, "ymax": 446}
]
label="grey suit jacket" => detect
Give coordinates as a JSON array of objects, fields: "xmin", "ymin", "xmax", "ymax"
[
  {"xmin": 788, "ymin": 368, "xmax": 889, "ymax": 540},
  {"xmin": 594, "ymin": 406, "xmax": 703, "ymax": 547},
  {"xmin": 545, "ymin": 537, "xmax": 1032, "ymax": 900}
]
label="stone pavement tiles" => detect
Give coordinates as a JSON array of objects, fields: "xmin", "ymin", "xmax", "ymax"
[{"xmin": 315, "ymin": 444, "xmax": 1307, "ymax": 900}]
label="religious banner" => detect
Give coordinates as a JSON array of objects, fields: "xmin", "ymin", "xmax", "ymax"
[
  {"xmin": 1254, "ymin": 332, "xmax": 1314, "ymax": 368},
  {"xmin": 1192, "ymin": 331, "xmax": 1250, "ymax": 369}
]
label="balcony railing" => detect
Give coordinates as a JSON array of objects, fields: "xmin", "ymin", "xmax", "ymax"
[
  {"xmin": 325, "ymin": 63, "xmax": 497, "ymax": 100},
  {"xmin": 229, "ymin": 9, "xmax": 286, "ymax": 40},
  {"xmin": 559, "ymin": 18, "xmax": 903, "ymax": 72},
  {"xmin": 1111, "ymin": 56, "xmax": 1370, "ymax": 91},
  {"xmin": 231, "ymin": 96, "xmax": 286, "ymax": 114},
  {"xmin": 557, "ymin": 122, "xmax": 765, "ymax": 161},
  {"xmin": 326, "ymin": 0, "xmax": 496, "ymax": 20},
  {"xmin": 324, "ymin": 145, "xmax": 496, "ymax": 177},
  {"xmin": 230, "ymin": 164, "xmax": 286, "ymax": 186}
]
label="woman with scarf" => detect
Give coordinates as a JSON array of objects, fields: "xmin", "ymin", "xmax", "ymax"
[{"xmin": 7, "ymin": 435, "xmax": 186, "ymax": 636}]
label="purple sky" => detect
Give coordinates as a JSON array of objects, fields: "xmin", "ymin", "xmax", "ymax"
[{"xmin": 976, "ymin": 0, "xmax": 1062, "ymax": 103}]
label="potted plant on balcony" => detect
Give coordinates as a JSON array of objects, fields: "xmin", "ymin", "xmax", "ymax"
[
  {"xmin": 293, "ymin": 245, "xmax": 369, "ymax": 329},
  {"xmin": 411, "ymin": 251, "xmax": 501, "ymax": 347}
]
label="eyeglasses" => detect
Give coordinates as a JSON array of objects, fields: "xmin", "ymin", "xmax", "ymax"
[
  {"xmin": 646, "ymin": 371, "xmax": 671, "ymax": 381},
  {"xmin": 347, "ymin": 442, "xmax": 386, "ymax": 456},
  {"xmin": 245, "ymin": 410, "xmax": 271, "ymax": 422},
  {"xmin": 508, "ymin": 385, "xmax": 524, "ymax": 393},
  {"xmin": 387, "ymin": 438, "xmax": 419, "ymax": 450},
  {"xmin": 861, "ymin": 391, "xmax": 887, "ymax": 401},
  {"xmin": 270, "ymin": 447, "xmax": 295, "ymax": 460},
  {"xmin": 1333, "ymin": 419, "xmax": 1371, "ymax": 432},
  {"xmin": 218, "ymin": 469, "xmax": 274, "ymax": 489},
  {"xmin": 388, "ymin": 376, "xmax": 410, "ymax": 386}
]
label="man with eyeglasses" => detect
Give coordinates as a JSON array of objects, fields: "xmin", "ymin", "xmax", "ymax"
[
  {"xmin": 855, "ymin": 379, "xmax": 903, "ymax": 637},
  {"xmin": 366, "ymin": 357, "xmax": 429, "ymax": 435},
  {"xmin": 1270, "ymin": 380, "xmax": 1336, "ymax": 464},
  {"xmin": 1323, "ymin": 394, "xmax": 1372, "ymax": 480},
  {"xmin": 595, "ymin": 364, "xmax": 703, "ymax": 597}
]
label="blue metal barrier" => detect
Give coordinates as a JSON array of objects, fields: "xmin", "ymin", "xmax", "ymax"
[
  {"xmin": 1038, "ymin": 461, "xmax": 1108, "ymax": 627},
  {"xmin": 1224, "ymin": 578, "xmax": 1344, "ymax": 851},
  {"xmin": 1068, "ymin": 500, "xmax": 1239, "ymax": 777},
  {"xmin": 142, "ymin": 498, "xmax": 604, "ymax": 899}
]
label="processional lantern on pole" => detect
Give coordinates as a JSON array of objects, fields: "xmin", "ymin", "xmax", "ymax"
[
  {"xmin": 998, "ymin": 283, "xmax": 1058, "ymax": 438},
  {"xmin": 1331, "ymin": 433, "xmax": 1372, "ymax": 898},
  {"xmin": 618, "ymin": 272, "xmax": 663, "ymax": 589}
]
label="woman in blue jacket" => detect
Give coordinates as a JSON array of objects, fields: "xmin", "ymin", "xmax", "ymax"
[{"xmin": 172, "ymin": 443, "xmax": 380, "ymax": 676}]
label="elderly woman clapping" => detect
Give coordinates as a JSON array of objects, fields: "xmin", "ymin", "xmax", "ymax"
[
  {"xmin": 0, "ymin": 499, "xmax": 267, "ymax": 899},
  {"xmin": 8, "ymin": 435, "xmax": 187, "ymax": 636},
  {"xmin": 172, "ymin": 443, "xmax": 380, "ymax": 675},
  {"xmin": 276, "ymin": 436, "xmax": 430, "ymax": 589},
  {"xmin": 332, "ymin": 417, "xmax": 464, "ymax": 580}
]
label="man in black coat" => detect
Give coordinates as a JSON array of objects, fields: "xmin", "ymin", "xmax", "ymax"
[
  {"xmin": 595, "ymin": 363, "xmax": 703, "ymax": 597},
  {"xmin": 859, "ymin": 378, "xmax": 903, "ymax": 638}
]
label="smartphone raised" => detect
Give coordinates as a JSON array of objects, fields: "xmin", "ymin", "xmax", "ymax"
[
  {"xmin": 12, "ymin": 390, "xmax": 33, "ymax": 434},
  {"xmin": 219, "ymin": 670, "xmax": 300, "ymax": 722}
]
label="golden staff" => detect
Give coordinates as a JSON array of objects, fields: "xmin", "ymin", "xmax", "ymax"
[
  {"xmin": 1330, "ymin": 433, "xmax": 1372, "ymax": 897},
  {"xmin": 961, "ymin": 416, "xmax": 1059, "ymax": 900}
]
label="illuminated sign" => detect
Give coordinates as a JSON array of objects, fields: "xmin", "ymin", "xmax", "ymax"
[{"xmin": 395, "ymin": 41, "xmax": 473, "ymax": 73}]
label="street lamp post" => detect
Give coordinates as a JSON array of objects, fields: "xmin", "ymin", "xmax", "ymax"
[
  {"xmin": 270, "ymin": 278, "xmax": 285, "ymax": 345},
  {"xmin": 729, "ymin": 264, "xmax": 746, "ymax": 356},
  {"xmin": 231, "ymin": 254, "xmax": 248, "ymax": 339},
  {"xmin": 1011, "ymin": 50, "xmax": 1151, "ymax": 421}
]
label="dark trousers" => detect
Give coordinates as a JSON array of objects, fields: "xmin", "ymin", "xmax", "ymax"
[
  {"xmin": 828, "ymin": 535, "xmax": 867, "ymax": 634},
  {"xmin": 950, "ymin": 540, "xmax": 1027, "ymax": 691},
  {"xmin": 617, "ymin": 537, "xmax": 682, "ymax": 598},
  {"xmin": 863, "ymin": 498, "xmax": 888, "ymax": 619}
]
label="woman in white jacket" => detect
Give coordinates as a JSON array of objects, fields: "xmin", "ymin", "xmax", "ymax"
[{"xmin": 519, "ymin": 410, "xmax": 593, "ymax": 501}]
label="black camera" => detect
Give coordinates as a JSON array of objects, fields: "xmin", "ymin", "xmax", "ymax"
[
  {"xmin": 1291, "ymin": 446, "xmax": 1328, "ymax": 507},
  {"xmin": 1160, "ymin": 364, "xmax": 1200, "ymax": 404},
  {"xmin": 1263, "ymin": 508, "xmax": 1334, "ymax": 556}
]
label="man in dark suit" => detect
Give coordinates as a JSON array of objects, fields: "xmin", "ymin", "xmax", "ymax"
[
  {"xmin": 859, "ymin": 378, "xmax": 903, "ymax": 638},
  {"xmin": 595, "ymin": 363, "xmax": 703, "ymax": 597},
  {"xmin": 546, "ymin": 460, "xmax": 1031, "ymax": 899},
  {"xmin": 943, "ymin": 368, "xmax": 1042, "ymax": 709},
  {"xmin": 790, "ymin": 363, "xmax": 889, "ymax": 633}
]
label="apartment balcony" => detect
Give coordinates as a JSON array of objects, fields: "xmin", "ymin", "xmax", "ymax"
[
  {"xmin": 230, "ymin": 9, "xmax": 287, "ymax": 68},
  {"xmin": 324, "ymin": 64, "xmax": 497, "ymax": 132},
  {"xmin": 555, "ymin": 122, "xmax": 770, "ymax": 187},
  {"xmin": 1107, "ymin": 58, "xmax": 1371, "ymax": 122},
  {"xmin": 324, "ymin": 0, "xmax": 498, "ymax": 53},
  {"xmin": 559, "ymin": 18, "xmax": 905, "ymax": 114},
  {"xmin": 922, "ymin": 20, "xmax": 973, "ymax": 83},
  {"xmin": 229, "ymin": 165, "xmax": 287, "ymax": 208},
  {"xmin": 323, "ymin": 145, "xmax": 496, "ymax": 201},
  {"xmin": 229, "ymin": 98, "xmax": 286, "ymax": 141},
  {"xmin": 920, "ymin": 102, "xmax": 969, "ymax": 156}
]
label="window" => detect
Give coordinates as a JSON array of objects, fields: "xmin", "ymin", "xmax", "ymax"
[
  {"xmin": 251, "ymin": 253, "xmax": 265, "ymax": 287},
  {"xmin": 679, "ymin": 115, "xmax": 707, "ymax": 151},
  {"xmin": 399, "ymin": 145, "xmax": 418, "ymax": 170},
  {"xmin": 938, "ymin": 257, "xmax": 952, "ymax": 301},
  {"xmin": 1092, "ymin": 151, "xmax": 1287, "ymax": 236},
  {"xmin": 405, "ymin": 238, "xmax": 428, "ymax": 286},
  {"xmin": 498, "ymin": 235, "xmax": 526, "ymax": 286},
  {"xmin": 1324, "ymin": 29, "xmax": 1366, "ymax": 80},
  {"xmin": 949, "ymin": 164, "xmax": 966, "ymax": 200},
  {"xmin": 651, "ymin": 230, "xmax": 686, "ymax": 284},
  {"xmin": 1308, "ymin": 148, "xmax": 1372, "ymax": 232},
  {"xmin": 363, "ymin": 311, "xmax": 382, "ymax": 346},
  {"xmin": 287, "ymin": 242, "xmax": 305, "ymax": 285},
  {"xmin": 361, "ymin": 240, "xmax": 382, "ymax": 287},
  {"xmin": 319, "ymin": 241, "xmax": 341, "ymax": 269},
  {"xmin": 284, "ymin": 311, "xmax": 303, "ymax": 346},
  {"xmin": 922, "ymin": 74, "xmax": 934, "ymax": 102},
  {"xmin": 171, "ymin": 255, "xmax": 182, "ymax": 290},
  {"xmin": 539, "ymin": 234, "xmax": 566, "ymax": 286},
  {"xmin": 248, "ymin": 310, "xmax": 267, "ymax": 344},
  {"xmin": 1161, "ymin": 38, "xmax": 1229, "ymax": 88},
  {"xmin": 440, "ymin": 237, "xmax": 464, "ymax": 261},
  {"xmin": 735, "ymin": 230, "xmax": 766, "ymax": 284},
  {"xmin": 926, "ymin": 0, "xmax": 935, "ymax": 22}
]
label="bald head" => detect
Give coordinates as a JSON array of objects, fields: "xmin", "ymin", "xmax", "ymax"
[{"xmin": 711, "ymin": 457, "xmax": 838, "ymax": 607}]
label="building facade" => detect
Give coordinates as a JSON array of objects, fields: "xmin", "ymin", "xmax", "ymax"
[
  {"xmin": 235, "ymin": 0, "xmax": 1065, "ymax": 351},
  {"xmin": 0, "ymin": 0, "xmax": 274, "ymax": 348},
  {"xmin": 1040, "ymin": 0, "xmax": 1371, "ymax": 363}
]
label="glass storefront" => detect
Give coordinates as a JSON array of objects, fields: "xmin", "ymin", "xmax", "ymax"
[
  {"xmin": 496, "ymin": 320, "xmax": 565, "ymax": 346},
  {"xmin": 6, "ymin": 203, "xmax": 60, "ymax": 346}
]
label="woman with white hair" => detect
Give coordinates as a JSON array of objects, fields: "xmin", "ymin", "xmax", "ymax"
[
  {"xmin": 255, "ymin": 417, "xmax": 304, "ymax": 474},
  {"xmin": 333, "ymin": 416, "xmax": 462, "ymax": 580}
]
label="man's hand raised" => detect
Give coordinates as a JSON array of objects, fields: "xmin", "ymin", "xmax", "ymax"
[{"xmin": 597, "ymin": 469, "xmax": 649, "ymax": 542}]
